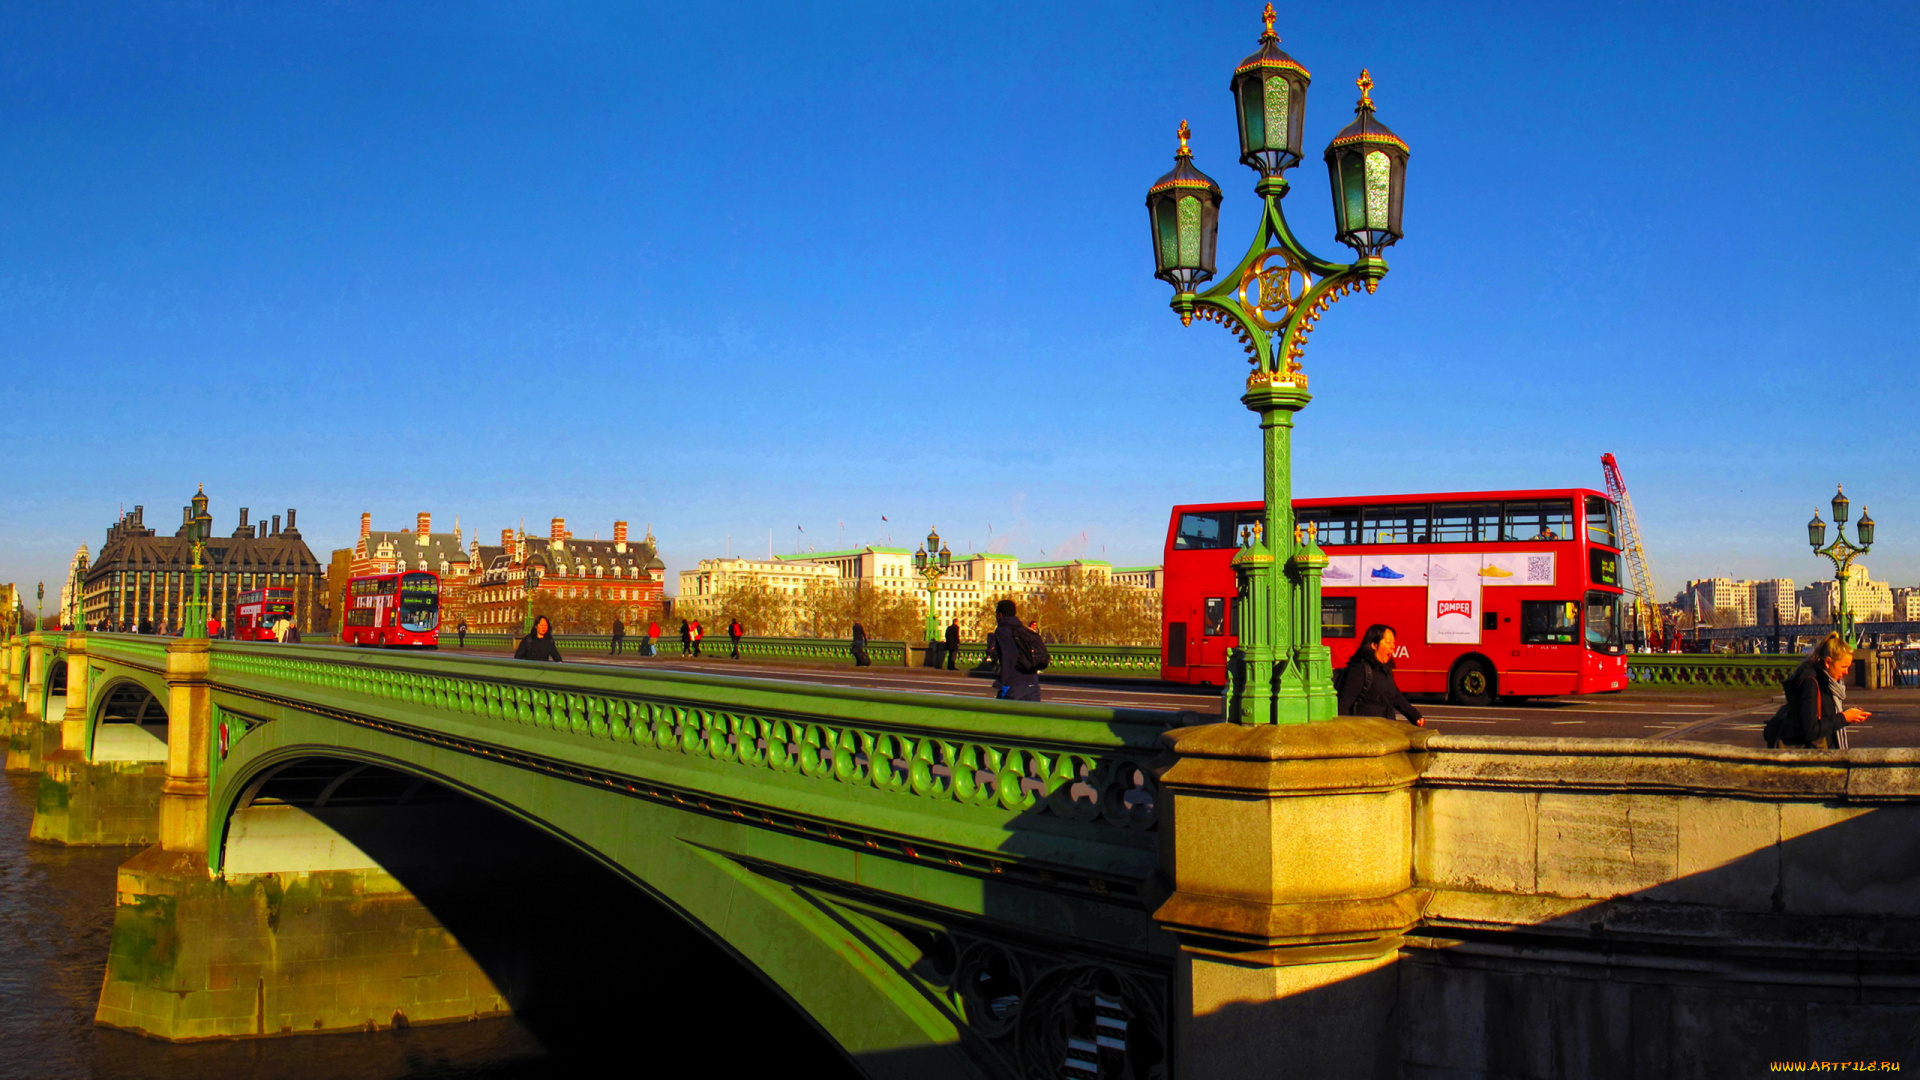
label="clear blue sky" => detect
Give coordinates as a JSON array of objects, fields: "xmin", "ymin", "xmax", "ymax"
[{"xmin": 1, "ymin": 1, "xmax": 1915, "ymax": 603}]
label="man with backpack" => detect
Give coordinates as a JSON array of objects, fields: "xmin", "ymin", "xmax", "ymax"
[{"xmin": 987, "ymin": 599, "xmax": 1047, "ymax": 701}]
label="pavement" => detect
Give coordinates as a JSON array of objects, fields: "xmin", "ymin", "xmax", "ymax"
[{"xmin": 430, "ymin": 645, "xmax": 1920, "ymax": 748}]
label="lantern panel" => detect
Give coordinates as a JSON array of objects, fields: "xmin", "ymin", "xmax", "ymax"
[
  {"xmin": 1177, "ymin": 197, "xmax": 1203, "ymax": 266},
  {"xmin": 1364, "ymin": 151, "xmax": 1391, "ymax": 228}
]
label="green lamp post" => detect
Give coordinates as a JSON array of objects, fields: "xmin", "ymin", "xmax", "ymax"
[
  {"xmin": 183, "ymin": 488, "xmax": 213, "ymax": 639},
  {"xmin": 911, "ymin": 528, "xmax": 952, "ymax": 645},
  {"xmin": 1807, "ymin": 484, "xmax": 1874, "ymax": 647},
  {"xmin": 36, "ymin": 581, "xmax": 44, "ymax": 632},
  {"xmin": 522, "ymin": 562, "xmax": 539, "ymax": 636},
  {"xmin": 1146, "ymin": 4, "xmax": 1410, "ymax": 725}
]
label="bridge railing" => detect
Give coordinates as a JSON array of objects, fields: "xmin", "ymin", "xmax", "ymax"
[
  {"xmin": 1625, "ymin": 653, "xmax": 1800, "ymax": 687},
  {"xmin": 204, "ymin": 642, "xmax": 1185, "ymax": 873}
]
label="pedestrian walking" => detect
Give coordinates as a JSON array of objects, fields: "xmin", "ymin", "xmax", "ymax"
[
  {"xmin": 691, "ymin": 619, "xmax": 705, "ymax": 657},
  {"xmin": 610, "ymin": 618, "xmax": 626, "ymax": 655},
  {"xmin": 1764, "ymin": 632, "xmax": 1869, "ymax": 749},
  {"xmin": 851, "ymin": 622, "xmax": 870, "ymax": 667},
  {"xmin": 271, "ymin": 616, "xmax": 291, "ymax": 643},
  {"xmin": 206, "ymin": 614, "xmax": 222, "ymax": 639},
  {"xmin": 456, "ymin": 619, "xmax": 468, "ymax": 648},
  {"xmin": 514, "ymin": 615, "xmax": 563, "ymax": 662},
  {"xmin": 728, "ymin": 618, "xmax": 743, "ymax": 659},
  {"xmin": 646, "ymin": 619, "xmax": 660, "ymax": 657},
  {"xmin": 1337, "ymin": 624, "xmax": 1425, "ymax": 726},
  {"xmin": 988, "ymin": 599, "xmax": 1045, "ymax": 701},
  {"xmin": 679, "ymin": 619, "xmax": 692, "ymax": 656},
  {"xmin": 944, "ymin": 619, "xmax": 961, "ymax": 671}
]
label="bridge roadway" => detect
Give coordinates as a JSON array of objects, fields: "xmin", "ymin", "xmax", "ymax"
[{"xmin": 492, "ymin": 650, "xmax": 1920, "ymax": 749}]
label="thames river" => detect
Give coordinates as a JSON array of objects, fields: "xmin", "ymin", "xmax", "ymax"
[{"xmin": 0, "ymin": 774, "xmax": 569, "ymax": 1080}]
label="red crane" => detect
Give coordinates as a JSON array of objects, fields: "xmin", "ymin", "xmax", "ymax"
[{"xmin": 1601, "ymin": 453, "xmax": 1666, "ymax": 649}]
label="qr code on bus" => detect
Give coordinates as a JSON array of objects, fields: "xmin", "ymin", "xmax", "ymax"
[{"xmin": 1527, "ymin": 556, "xmax": 1553, "ymax": 584}]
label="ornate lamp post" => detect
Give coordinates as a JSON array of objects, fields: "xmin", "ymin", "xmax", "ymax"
[
  {"xmin": 36, "ymin": 582, "xmax": 43, "ymax": 632},
  {"xmin": 182, "ymin": 487, "xmax": 213, "ymax": 639},
  {"xmin": 1807, "ymin": 484, "xmax": 1874, "ymax": 646},
  {"xmin": 911, "ymin": 527, "xmax": 952, "ymax": 644},
  {"xmin": 1146, "ymin": 4, "xmax": 1410, "ymax": 725}
]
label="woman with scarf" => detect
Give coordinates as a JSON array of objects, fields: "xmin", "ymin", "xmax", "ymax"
[
  {"xmin": 514, "ymin": 615, "xmax": 563, "ymax": 662},
  {"xmin": 1764, "ymin": 632, "xmax": 1869, "ymax": 748},
  {"xmin": 1337, "ymin": 624, "xmax": 1425, "ymax": 727}
]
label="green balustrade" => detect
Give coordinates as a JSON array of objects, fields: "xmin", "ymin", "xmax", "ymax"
[{"xmin": 1626, "ymin": 654, "xmax": 1801, "ymax": 688}]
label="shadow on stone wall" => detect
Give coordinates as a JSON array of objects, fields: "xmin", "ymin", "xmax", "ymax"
[{"xmin": 1190, "ymin": 801, "xmax": 1920, "ymax": 1079}]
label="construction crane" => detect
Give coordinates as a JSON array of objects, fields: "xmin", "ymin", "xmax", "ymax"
[{"xmin": 1601, "ymin": 453, "xmax": 1665, "ymax": 649}]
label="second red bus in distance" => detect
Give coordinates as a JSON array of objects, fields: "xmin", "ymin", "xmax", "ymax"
[{"xmin": 1162, "ymin": 488, "xmax": 1627, "ymax": 705}]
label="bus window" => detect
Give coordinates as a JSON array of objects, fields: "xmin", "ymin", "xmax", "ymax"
[
  {"xmin": 1321, "ymin": 596, "xmax": 1357, "ymax": 638},
  {"xmin": 1504, "ymin": 500, "xmax": 1574, "ymax": 542},
  {"xmin": 1167, "ymin": 623, "xmax": 1188, "ymax": 666},
  {"xmin": 1362, "ymin": 505, "xmax": 1429, "ymax": 545},
  {"xmin": 1521, "ymin": 600, "xmax": 1579, "ymax": 645},
  {"xmin": 1589, "ymin": 548, "xmax": 1620, "ymax": 589},
  {"xmin": 1585, "ymin": 592, "xmax": 1623, "ymax": 653},
  {"xmin": 1203, "ymin": 598, "xmax": 1229, "ymax": 637},
  {"xmin": 1175, "ymin": 510, "xmax": 1264, "ymax": 550},
  {"xmin": 1296, "ymin": 506, "xmax": 1360, "ymax": 546},
  {"xmin": 1430, "ymin": 501, "xmax": 1503, "ymax": 543},
  {"xmin": 1584, "ymin": 496, "xmax": 1619, "ymax": 548}
]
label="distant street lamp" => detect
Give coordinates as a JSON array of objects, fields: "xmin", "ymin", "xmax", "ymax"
[
  {"xmin": 36, "ymin": 581, "xmax": 43, "ymax": 631},
  {"xmin": 1145, "ymin": 4, "xmax": 1410, "ymax": 724},
  {"xmin": 522, "ymin": 563, "xmax": 540, "ymax": 636},
  {"xmin": 911, "ymin": 527, "xmax": 952, "ymax": 645},
  {"xmin": 1807, "ymin": 484, "xmax": 1874, "ymax": 646}
]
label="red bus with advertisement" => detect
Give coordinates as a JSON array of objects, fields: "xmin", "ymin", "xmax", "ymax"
[
  {"xmin": 234, "ymin": 587, "xmax": 295, "ymax": 641},
  {"xmin": 342, "ymin": 571, "xmax": 441, "ymax": 648},
  {"xmin": 1162, "ymin": 488, "xmax": 1627, "ymax": 704}
]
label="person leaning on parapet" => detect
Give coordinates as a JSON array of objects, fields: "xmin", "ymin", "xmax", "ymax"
[
  {"xmin": 1764, "ymin": 631, "xmax": 1870, "ymax": 749},
  {"xmin": 515, "ymin": 615, "xmax": 563, "ymax": 662},
  {"xmin": 1337, "ymin": 624, "xmax": 1425, "ymax": 727},
  {"xmin": 989, "ymin": 599, "xmax": 1045, "ymax": 702}
]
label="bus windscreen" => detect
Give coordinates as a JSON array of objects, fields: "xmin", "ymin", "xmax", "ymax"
[{"xmin": 399, "ymin": 574, "xmax": 440, "ymax": 631}]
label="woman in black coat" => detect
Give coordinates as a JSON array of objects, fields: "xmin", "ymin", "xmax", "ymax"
[
  {"xmin": 514, "ymin": 615, "xmax": 563, "ymax": 662},
  {"xmin": 1337, "ymin": 624, "xmax": 1424, "ymax": 726},
  {"xmin": 1764, "ymin": 632, "xmax": 1868, "ymax": 748}
]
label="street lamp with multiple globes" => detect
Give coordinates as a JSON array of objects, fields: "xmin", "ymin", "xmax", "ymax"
[
  {"xmin": 911, "ymin": 528, "xmax": 953, "ymax": 645},
  {"xmin": 1145, "ymin": 4, "xmax": 1410, "ymax": 725},
  {"xmin": 1806, "ymin": 485, "xmax": 1875, "ymax": 646}
]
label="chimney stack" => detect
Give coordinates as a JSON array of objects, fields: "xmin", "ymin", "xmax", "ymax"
[
  {"xmin": 239, "ymin": 508, "xmax": 250, "ymax": 529},
  {"xmin": 551, "ymin": 517, "xmax": 567, "ymax": 546},
  {"xmin": 614, "ymin": 521, "xmax": 629, "ymax": 551},
  {"xmin": 271, "ymin": 514, "xmax": 281, "ymax": 536},
  {"xmin": 417, "ymin": 511, "xmax": 431, "ymax": 542},
  {"xmin": 361, "ymin": 512, "xmax": 372, "ymax": 539},
  {"xmin": 501, "ymin": 528, "xmax": 514, "ymax": 550},
  {"xmin": 285, "ymin": 508, "xmax": 297, "ymax": 531},
  {"xmin": 134, "ymin": 505, "xmax": 144, "ymax": 526}
]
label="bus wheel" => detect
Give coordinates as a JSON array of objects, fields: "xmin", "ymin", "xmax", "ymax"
[{"xmin": 1449, "ymin": 659, "xmax": 1494, "ymax": 707}]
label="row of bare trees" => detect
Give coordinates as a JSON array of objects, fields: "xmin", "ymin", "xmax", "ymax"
[{"xmin": 676, "ymin": 580, "xmax": 1159, "ymax": 647}]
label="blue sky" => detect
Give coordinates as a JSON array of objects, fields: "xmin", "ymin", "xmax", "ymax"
[{"xmin": 1, "ymin": 1, "xmax": 1915, "ymax": 603}]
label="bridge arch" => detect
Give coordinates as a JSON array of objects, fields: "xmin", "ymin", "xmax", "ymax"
[
  {"xmin": 89, "ymin": 677, "xmax": 170, "ymax": 762},
  {"xmin": 208, "ymin": 736, "xmax": 913, "ymax": 1075}
]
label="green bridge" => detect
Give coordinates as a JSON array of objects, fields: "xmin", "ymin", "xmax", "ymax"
[{"xmin": 9, "ymin": 629, "xmax": 1920, "ymax": 1077}]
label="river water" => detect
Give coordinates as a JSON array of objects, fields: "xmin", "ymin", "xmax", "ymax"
[{"xmin": 0, "ymin": 775, "xmax": 559, "ymax": 1080}]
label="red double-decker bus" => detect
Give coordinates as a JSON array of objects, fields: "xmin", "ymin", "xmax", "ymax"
[
  {"xmin": 234, "ymin": 587, "xmax": 295, "ymax": 641},
  {"xmin": 1162, "ymin": 488, "xmax": 1627, "ymax": 704},
  {"xmin": 342, "ymin": 571, "xmax": 441, "ymax": 649}
]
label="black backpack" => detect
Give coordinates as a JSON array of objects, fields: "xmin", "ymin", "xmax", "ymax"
[{"xmin": 1012, "ymin": 625, "xmax": 1051, "ymax": 674}]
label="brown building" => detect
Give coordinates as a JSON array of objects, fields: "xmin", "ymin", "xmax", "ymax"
[
  {"xmin": 80, "ymin": 489, "xmax": 327, "ymax": 633},
  {"xmin": 350, "ymin": 512, "xmax": 474, "ymax": 627},
  {"xmin": 466, "ymin": 518, "xmax": 665, "ymax": 633}
]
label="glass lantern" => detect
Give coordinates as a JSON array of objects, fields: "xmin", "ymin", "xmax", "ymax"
[
  {"xmin": 1831, "ymin": 485, "xmax": 1849, "ymax": 524},
  {"xmin": 1231, "ymin": 4, "xmax": 1310, "ymax": 178},
  {"xmin": 1324, "ymin": 71, "xmax": 1410, "ymax": 258},
  {"xmin": 1146, "ymin": 121, "xmax": 1224, "ymax": 295},
  {"xmin": 1808, "ymin": 512, "xmax": 1827, "ymax": 550},
  {"xmin": 1857, "ymin": 508, "xmax": 1874, "ymax": 548}
]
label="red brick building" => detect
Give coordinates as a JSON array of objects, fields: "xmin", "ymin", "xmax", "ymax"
[
  {"xmin": 465, "ymin": 517, "xmax": 665, "ymax": 633},
  {"xmin": 351, "ymin": 511, "xmax": 474, "ymax": 628}
]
